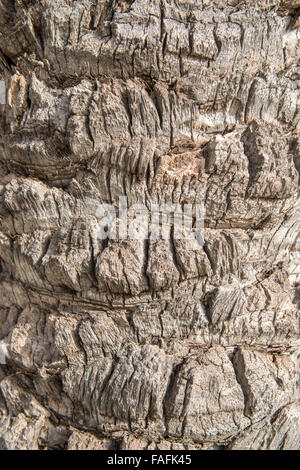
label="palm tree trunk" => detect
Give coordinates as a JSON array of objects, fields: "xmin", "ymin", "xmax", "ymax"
[{"xmin": 0, "ymin": 0, "xmax": 299, "ymax": 450}]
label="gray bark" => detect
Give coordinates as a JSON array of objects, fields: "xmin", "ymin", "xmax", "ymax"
[{"xmin": 0, "ymin": 0, "xmax": 299, "ymax": 450}]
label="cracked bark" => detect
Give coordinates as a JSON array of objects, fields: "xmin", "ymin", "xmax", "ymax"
[{"xmin": 0, "ymin": 0, "xmax": 299, "ymax": 450}]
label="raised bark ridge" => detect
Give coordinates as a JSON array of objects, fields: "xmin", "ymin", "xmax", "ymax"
[{"xmin": 0, "ymin": 0, "xmax": 299, "ymax": 450}]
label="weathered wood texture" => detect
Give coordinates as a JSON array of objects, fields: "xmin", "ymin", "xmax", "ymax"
[{"xmin": 0, "ymin": 0, "xmax": 299, "ymax": 450}]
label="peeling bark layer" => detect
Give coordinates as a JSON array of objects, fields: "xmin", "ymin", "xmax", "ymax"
[{"xmin": 0, "ymin": 0, "xmax": 299, "ymax": 450}]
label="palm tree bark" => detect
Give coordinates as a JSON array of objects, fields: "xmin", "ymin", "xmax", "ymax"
[{"xmin": 0, "ymin": 0, "xmax": 299, "ymax": 450}]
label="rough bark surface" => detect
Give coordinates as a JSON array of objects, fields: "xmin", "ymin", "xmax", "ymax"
[{"xmin": 0, "ymin": 0, "xmax": 299, "ymax": 450}]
